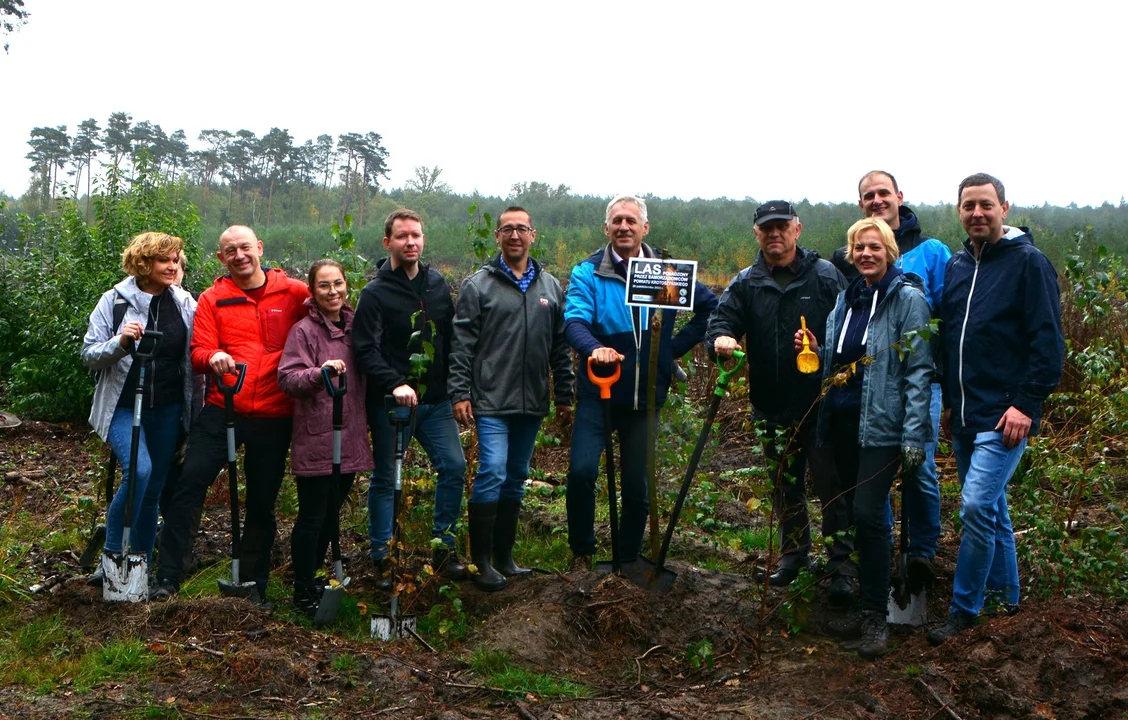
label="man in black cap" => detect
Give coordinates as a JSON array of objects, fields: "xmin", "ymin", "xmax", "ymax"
[{"xmin": 707, "ymin": 201, "xmax": 852, "ymax": 602}]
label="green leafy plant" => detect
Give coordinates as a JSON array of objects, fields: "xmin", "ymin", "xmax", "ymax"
[
  {"xmin": 680, "ymin": 637, "xmax": 715, "ymax": 672},
  {"xmin": 465, "ymin": 201, "xmax": 493, "ymax": 269}
]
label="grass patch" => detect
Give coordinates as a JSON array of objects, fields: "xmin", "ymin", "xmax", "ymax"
[
  {"xmin": 73, "ymin": 637, "xmax": 157, "ymax": 691},
  {"xmin": 467, "ymin": 648, "xmax": 590, "ymax": 698}
]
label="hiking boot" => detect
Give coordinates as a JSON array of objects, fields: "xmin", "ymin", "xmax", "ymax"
[
  {"xmin": 293, "ymin": 588, "xmax": 319, "ymax": 618},
  {"xmin": 372, "ymin": 556, "xmax": 394, "ymax": 592},
  {"xmin": 433, "ymin": 546, "xmax": 469, "ymax": 581},
  {"xmin": 768, "ymin": 566, "xmax": 803, "ymax": 587},
  {"xmin": 569, "ymin": 554, "xmax": 593, "ymax": 573},
  {"xmin": 857, "ymin": 611, "xmax": 889, "ymax": 659},
  {"xmin": 828, "ymin": 573, "xmax": 856, "ymax": 607},
  {"xmin": 149, "ymin": 578, "xmax": 179, "ymax": 602},
  {"xmin": 927, "ymin": 611, "xmax": 977, "ymax": 646},
  {"xmin": 493, "ymin": 499, "xmax": 532, "ymax": 577},
  {"xmin": 469, "ymin": 503, "xmax": 507, "ymax": 592},
  {"xmin": 906, "ymin": 556, "xmax": 935, "ymax": 594},
  {"xmin": 826, "ymin": 610, "xmax": 865, "ymax": 639}
]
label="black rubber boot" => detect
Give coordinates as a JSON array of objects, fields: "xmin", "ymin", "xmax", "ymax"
[
  {"xmin": 493, "ymin": 499, "xmax": 532, "ymax": 577},
  {"xmin": 372, "ymin": 556, "xmax": 393, "ymax": 592},
  {"xmin": 433, "ymin": 545, "xmax": 469, "ymax": 581},
  {"xmin": 469, "ymin": 503, "xmax": 507, "ymax": 592}
]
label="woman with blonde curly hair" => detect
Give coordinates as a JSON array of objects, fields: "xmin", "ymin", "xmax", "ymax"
[{"xmin": 81, "ymin": 232, "xmax": 198, "ymax": 583}]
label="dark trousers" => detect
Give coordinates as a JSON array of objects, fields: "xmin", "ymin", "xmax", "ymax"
[
  {"xmin": 291, "ymin": 472, "xmax": 354, "ymax": 600},
  {"xmin": 157, "ymin": 404, "xmax": 292, "ymax": 592},
  {"xmin": 767, "ymin": 418, "xmax": 854, "ymax": 574},
  {"xmin": 830, "ymin": 411, "xmax": 899, "ymax": 613},
  {"xmin": 566, "ymin": 399, "xmax": 650, "ymax": 560}
]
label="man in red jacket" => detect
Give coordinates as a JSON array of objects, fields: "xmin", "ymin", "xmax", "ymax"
[{"xmin": 152, "ymin": 225, "xmax": 309, "ymax": 604}]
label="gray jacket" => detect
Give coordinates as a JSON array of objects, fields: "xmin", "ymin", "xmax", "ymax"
[
  {"xmin": 81, "ymin": 276, "xmax": 197, "ymax": 441},
  {"xmin": 817, "ymin": 272, "xmax": 933, "ymax": 449},
  {"xmin": 449, "ymin": 255, "xmax": 574, "ymax": 416}
]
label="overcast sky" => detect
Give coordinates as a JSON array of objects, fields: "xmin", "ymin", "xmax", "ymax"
[{"xmin": 3, "ymin": 0, "xmax": 1127, "ymax": 208}]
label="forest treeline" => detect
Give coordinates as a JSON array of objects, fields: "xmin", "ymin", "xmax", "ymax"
[{"xmin": 7, "ymin": 111, "xmax": 1128, "ymax": 282}]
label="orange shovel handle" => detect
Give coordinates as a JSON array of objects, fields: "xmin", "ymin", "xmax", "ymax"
[{"xmin": 586, "ymin": 356, "xmax": 621, "ymax": 400}]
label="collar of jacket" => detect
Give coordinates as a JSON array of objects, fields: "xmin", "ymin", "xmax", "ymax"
[
  {"xmin": 961, "ymin": 225, "xmax": 1033, "ymax": 260},
  {"xmin": 114, "ymin": 274, "xmax": 191, "ymax": 310},
  {"xmin": 376, "ymin": 256, "xmax": 430, "ymax": 283},
  {"xmin": 596, "ymin": 242, "xmax": 656, "ymax": 278},
  {"xmin": 895, "ymin": 206, "xmax": 925, "ymax": 255},
  {"xmin": 304, "ymin": 297, "xmax": 354, "ymax": 336},
  {"xmin": 486, "ymin": 252, "xmax": 542, "ymax": 282},
  {"xmin": 751, "ymin": 245, "xmax": 821, "ymax": 278}
]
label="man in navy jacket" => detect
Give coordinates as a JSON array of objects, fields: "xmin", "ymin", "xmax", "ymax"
[{"xmin": 928, "ymin": 174, "xmax": 1064, "ymax": 645}]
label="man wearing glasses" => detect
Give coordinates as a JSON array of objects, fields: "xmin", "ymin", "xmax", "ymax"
[{"xmin": 449, "ymin": 207, "xmax": 575, "ymax": 590}]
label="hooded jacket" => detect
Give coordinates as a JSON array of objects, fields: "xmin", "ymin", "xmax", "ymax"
[
  {"xmin": 449, "ymin": 254, "xmax": 575, "ymax": 416},
  {"xmin": 277, "ymin": 300, "xmax": 372, "ymax": 477},
  {"xmin": 939, "ymin": 226, "xmax": 1064, "ymax": 435},
  {"xmin": 82, "ymin": 276, "xmax": 197, "ymax": 441},
  {"xmin": 353, "ymin": 258, "xmax": 455, "ymax": 406},
  {"xmin": 564, "ymin": 243, "xmax": 718, "ymax": 409},
  {"xmin": 707, "ymin": 247, "xmax": 845, "ymax": 427},
  {"xmin": 190, "ymin": 267, "xmax": 310, "ymax": 418},
  {"xmin": 816, "ymin": 271, "xmax": 933, "ymax": 449}
]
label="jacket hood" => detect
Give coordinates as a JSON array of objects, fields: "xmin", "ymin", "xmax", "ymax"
[
  {"xmin": 844, "ymin": 264, "xmax": 902, "ymax": 308},
  {"xmin": 962, "ymin": 226, "xmax": 1033, "ymax": 257},
  {"xmin": 753, "ymin": 245, "xmax": 824, "ymax": 274},
  {"xmin": 303, "ymin": 297, "xmax": 355, "ymax": 335},
  {"xmin": 895, "ymin": 207, "xmax": 924, "ymax": 254},
  {"xmin": 113, "ymin": 275, "xmax": 193, "ymax": 309}
]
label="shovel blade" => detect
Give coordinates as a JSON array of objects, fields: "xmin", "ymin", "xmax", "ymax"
[
  {"xmin": 102, "ymin": 551, "xmax": 148, "ymax": 603},
  {"xmin": 313, "ymin": 586, "xmax": 344, "ymax": 627},
  {"xmin": 596, "ymin": 557, "xmax": 678, "ymax": 594},
  {"xmin": 217, "ymin": 579, "xmax": 258, "ymax": 598},
  {"xmin": 371, "ymin": 614, "xmax": 418, "ymax": 641},
  {"xmin": 887, "ymin": 586, "xmax": 928, "ymax": 626},
  {"xmin": 79, "ymin": 524, "xmax": 107, "ymax": 572}
]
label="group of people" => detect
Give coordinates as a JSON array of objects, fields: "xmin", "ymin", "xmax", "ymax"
[{"xmin": 81, "ymin": 172, "xmax": 1064, "ymax": 657}]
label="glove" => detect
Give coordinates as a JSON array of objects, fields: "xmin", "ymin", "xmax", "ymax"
[{"xmin": 902, "ymin": 446, "xmax": 925, "ymax": 472}]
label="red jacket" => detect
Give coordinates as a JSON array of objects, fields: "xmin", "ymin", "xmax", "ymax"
[{"xmin": 191, "ymin": 268, "xmax": 310, "ymax": 418}]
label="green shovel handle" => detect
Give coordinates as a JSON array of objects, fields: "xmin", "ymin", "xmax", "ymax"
[{"xmin": 714, "ymin": 350, "xmax": 746, "ymax": 397}]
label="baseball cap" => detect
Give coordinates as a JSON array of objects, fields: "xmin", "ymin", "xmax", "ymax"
[{"xmin": 754, "ymin": 201, "xmax": 798, "ymax": 226}]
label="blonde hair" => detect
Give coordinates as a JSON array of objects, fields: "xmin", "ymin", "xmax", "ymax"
[
  {"xmin": 121, "ymin": 232, "xmax": 184, "ymax": 278},
  {"xmin": 844, "ymin": 218, "xmax": 899, "ymax": 265}
]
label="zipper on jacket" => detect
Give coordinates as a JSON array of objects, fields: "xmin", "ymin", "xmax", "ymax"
[{"xmin": 956, "ymin": 251, "xmax": 983, "ymax": 428}]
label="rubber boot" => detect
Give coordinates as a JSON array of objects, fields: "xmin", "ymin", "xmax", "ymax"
[
  {"xmin": 493, "ymin": 499, "xmax": 532, "ymax": 577},
  {"xmin": 433, "ymin": 546, "xmax": 469, "ymax": 581},
  {"xmin": 469, "ymin": 503, "xmax": 507, "ymax": 592},
  {"xmin": 372, "ymin": 555, "xmax": 393, "ymax": 592}
]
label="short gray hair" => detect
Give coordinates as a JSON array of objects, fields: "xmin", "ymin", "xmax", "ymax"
[{"xmin": 605, "ymin": 194, "xmax": 648, "ymax": 224}]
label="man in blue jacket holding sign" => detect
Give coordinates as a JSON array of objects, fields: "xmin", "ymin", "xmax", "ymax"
[{"xmin": 563, "ymin": 194, "xmax": 718, "ymax": 571}]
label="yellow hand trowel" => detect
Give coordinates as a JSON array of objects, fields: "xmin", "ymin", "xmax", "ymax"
[{"xmin": 797, "ymin": 316, "xmax": 820, "ymax": 374}]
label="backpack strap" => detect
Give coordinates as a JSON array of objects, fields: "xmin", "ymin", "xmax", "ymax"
[{"xmin": 112, "ymin": 290, "xmax": 129, "ymax": 334}]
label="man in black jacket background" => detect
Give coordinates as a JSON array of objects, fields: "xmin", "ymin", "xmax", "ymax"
[{"xmin": 353, "ymin": 209, "xmax": 469, "ymax": 586}]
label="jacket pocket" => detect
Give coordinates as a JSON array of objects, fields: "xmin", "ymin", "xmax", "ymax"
[{"xmin": 262, "ymin": 308, "xmax": 291, "ymax": 353}]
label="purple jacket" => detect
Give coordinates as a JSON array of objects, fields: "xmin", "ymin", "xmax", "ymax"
[{"xmin": 278, "ymin": 301, "xmax": 372, "ymax": 477}]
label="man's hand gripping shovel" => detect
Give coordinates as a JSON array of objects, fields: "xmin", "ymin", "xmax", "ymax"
[
  {"xmin": 215, "ymin": 363, "xmax": 258, "ymax": 599},
  {"xmin": 103, "ymin": 330, "xmax": 163, "ymax": 603},
  {"xmin": 626, "ymin": 350, "xmax": 746, "ymax": 594},
  {"xmin": 313, "ymin": 367, "xmax": 351, "ymax": 626},
  {"xmin": 588, "ymin": 357, "xmax": 625, "ymax": 576}
]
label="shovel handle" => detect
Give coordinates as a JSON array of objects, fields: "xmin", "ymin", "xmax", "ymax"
[
  {"xmin": 714, "ymin": 350, "xmax": 746, "ymax": 397},
  {"xmin": 321, "ymin": 366, "xmax": 348, "ymax": 397},
  {"xmin": 215, "ymin": 363, "xmax": 248, "ymax": 396},
  {"xmin": 586, "ymin": 356, "xmax": 621, "ymax": 400}
]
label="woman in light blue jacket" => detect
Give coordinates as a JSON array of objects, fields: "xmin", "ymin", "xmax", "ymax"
[
  {"xmin": 81, "ymin": 232, "xmax": 197, "ymax": 573},
  {"xmin": 796, "ymin": 217, "xmax": 932, "ymax": 659}
]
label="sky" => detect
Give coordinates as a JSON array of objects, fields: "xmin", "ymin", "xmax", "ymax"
[{"xmin": 3, "ymin": 0, "xmax": 1127, "ymax": 208}]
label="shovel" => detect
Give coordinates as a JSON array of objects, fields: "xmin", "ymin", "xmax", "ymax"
[
  {"xmin": 215, "ymin": 363, "xmax": 258, "ymax": 599},
  {"xmin": 79, "ymin": 451, "xmax": 116, "ymax": 572},
  {"xmin": 314, "ymin": 366, "xmax": 351, "ymax": 626},
  {"xmin": 372, "ymin": 396, "xmax": 418, "ymax": 641},
  {"xmin": 887, "ymin": 473, "xmax": 927, "ymax": 626},
  {"xmin": 104, "ymin": 330, "xmax": 163, "ymax": 603},
  {"xmin": 589, "ymin": 358, "xmax": 624, "ymax": 576},
  {"xmin": 797, "ymin": 315, "xmax": 820, "ymax": 374}
]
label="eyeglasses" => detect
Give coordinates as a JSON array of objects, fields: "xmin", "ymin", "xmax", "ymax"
[
  {"xmin": 317, "ymin": 279, "xmax": 347, "ymax": 291},
  {"xmin": 497, "ymin": 225, "xmax": 534, "ymax": 237}
]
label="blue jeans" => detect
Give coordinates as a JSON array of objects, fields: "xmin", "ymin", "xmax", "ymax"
[
  {"xmin": 470, "ymin": 415, "xmax": 542, "ymax": 505},
  {"xmin": 885, "ymin": 382, "xmax": 943, "ymax": 557},
  {"xmin": 105, "ymin": 403, "xmax": 182, "ymax": 559},
  {"xmin": 566, "ymin": 398, "xmax": 650, "ymax": 560},
  {"xmin": 950, "ymin": 430, "xmax": 1027, "ymax": 616},
  {"xmin": 367, "ymin": 400, "xmax": 466, "ymax": 559}
]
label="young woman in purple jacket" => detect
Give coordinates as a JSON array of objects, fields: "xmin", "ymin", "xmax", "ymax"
[{"xmin": 278, "ymin": 260, "xmax": 372, "ymax": 616}]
